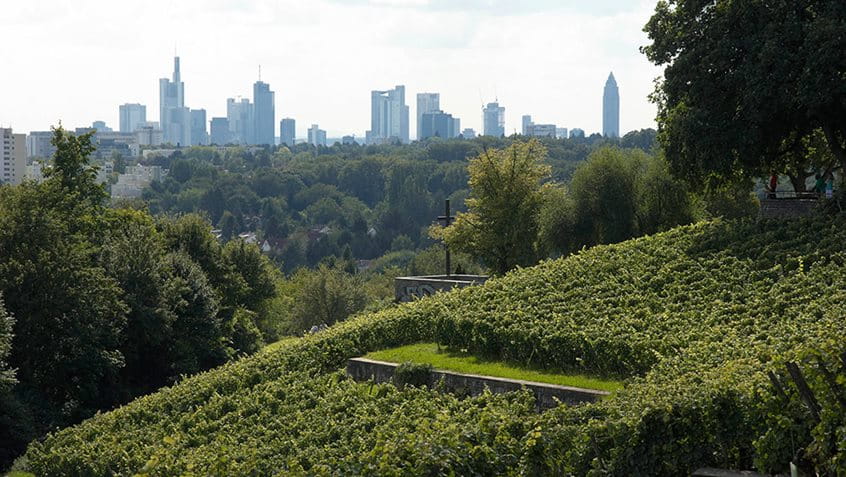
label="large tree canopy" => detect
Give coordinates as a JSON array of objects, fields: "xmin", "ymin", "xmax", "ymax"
[{"xmin": 643, "ymin": 0, "xmax": 846, "ymax": 188}]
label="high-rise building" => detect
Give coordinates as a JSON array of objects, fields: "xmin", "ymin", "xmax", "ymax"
[
  {"xmin": 253, "ymin": 81, "xmax": 275, "ymax": 145},
  {"xmin": 159, "ymin": 56, "xmax": 191, "ymax": 146},
  {"xmin": 416, "ymin": 93, "xmax": 440, "ymax": 141},
  {"xmin": 227, "ymin": 98, "xmax": 254, "ymax": 145},
  {"xmin": 210, "ymin": 117, "xmax": 231, "ymax": 145},
  {"xmin": 603, "ymin": 72, "xmax": 620, "ymax": 138},
  {"xmin": 92, "ymin": 120, "xmax": 112, "ymax": 132},
  {"xmin": 556, "ymin": 128, "xmax": 569, "ymax": 140},
  {"xmin": 570, "ymin": 128, "xmax": 585, "ymax": 138},
  {"xmin": 420, "ymin": 110, "xmax": 457, "ymax": 140},
  {"xmin": 280, "ymin": 118, "xmax": 296, "ymax": 146},
  {"xmin": 136, "ymin": 125, "xmax": 164, "ymax": 146},
  {"xmin": 308, "ymin": 124, "xmax": 327, "ymax": 147},
  {"xmin": 482, "ymin": 102, "xmax": 505, "ymax": 137},
  {"xmin": 26, "ymin": 131, "xmax": 56, "ymax": 158},
  {"xmin": 522, "ymin": 115, "xmax": 533, "ymax": 135},
  {"xmin": 1, "ymin": 128, "xmax": 26, "ymax": 185},
  {"xmin": 119, "ymin": 103, "xmax": 147, "ymax": 133},
  {"xmin": 367, "ymin": 85, "xmax": 409, "ymax": 145},
  {"xmin": 190, "ymin": 109, "xmax": 208, "ymax": 146},
  {"xmin": 461, "ymin": 128, "xmax": 476, "ymax": 139}
]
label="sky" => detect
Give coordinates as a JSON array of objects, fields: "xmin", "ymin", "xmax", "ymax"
[{"xmin": 0, "ymin": 0, "xmax": 664, "ymax": 139}]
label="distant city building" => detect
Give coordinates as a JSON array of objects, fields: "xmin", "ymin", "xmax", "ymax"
[
  {"xmin": 522, "ymin": 115, "xmax": 533, "ymax": 135},
  {"xmin": 420, "ymin": 110, "xmax": 458, "ymax": 140},
  {"xmin": 461, "ymin": 128, "xmax": 476, "ymax": 139},
  {"xmin": 603, "ymin": 72, "xmax": 620, "ymax": 138},
  {"xmin": 308, "ymin": 124, "xmax": 327, "ymax": 147},
  {"xmin": 280, "ymin": 118, "xmax": 296, "ymax": 146},
  {"xmin": 1, "ymin": 128, "xmax": 26, "ymax": 185},
  {"xmin": 92, "ymin": 131, "xmax": 140, "ymax": 158},
  {"xmin": 570, "ymin": 128, "xmax": 585, "ymax": 138},
  {"xmin": 159, "ymin": 56, "xmax": 191, "ymax": 146},
  {"xmin": 253, "ymin": 80, "xmax": 275, "ymax": 145},
  {"xmin": 227, "ymin": 98, "xmax": 254, "ymax": 145},
  {"xmin": 367, "ymin": 85, "xmax": 409, "ymax": 145},
  {"xmin": 482, "ymin": 102, "xmax": 505, "ymax": 137},
  {"xmin": 119, "ymin": 103, "xmax": 146, "ymax": 133},
  {"xmin": 111, "ymin": 165, "xmax": 165, "ymax": 198},
  {"xmin": 526, "ymin": 123, "xmax": 557, "ymax": 137},
  {"xmin": 136, "ymin": 125, "xmax": 164, "ymax": 146},
  {"xmin": 26, "ymin": 161, "xmax": 47, "ymax": 183},
  {"xmin": 190, "ymin": 109, "xmax": 208, "ymax": 145},
  {"xmin": 342, "ymin": 135, "xmax": 356, "ymax": 145},
  {"xmin": 416, "ymin": 93, "xmax": 440, "ymax": 140},
  {"xmin": 210, "ymin": 117, "xmax": 231, "ymax": 145},
  {"xmin": 92, "ymin": 120, "xmax": 112, "ymax": 132},
  {"xmin": 26, "ymin": 131, "xmax": 56, "ymax": 158},
  {"xmin": 556, "ymin": 127, "xmax": 569, "ymax": 139}
]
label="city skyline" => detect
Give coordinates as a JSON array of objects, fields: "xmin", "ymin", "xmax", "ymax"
[{"xmin": 0, "ymin": 1, "xmax": 661, "ymax": 137}]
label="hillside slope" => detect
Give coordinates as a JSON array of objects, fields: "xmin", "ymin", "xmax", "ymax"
[{"xmin": 19, "ymin": 217, "xmax": 846, "ymax": 475}]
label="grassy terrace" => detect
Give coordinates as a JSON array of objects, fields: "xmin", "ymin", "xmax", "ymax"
[{"xmin": 365, "ymin": 342, "xmax": 623, "ymax": 392}]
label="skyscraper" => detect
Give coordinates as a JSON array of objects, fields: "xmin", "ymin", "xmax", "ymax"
[
  {"xmin": 482, "ymin": 102, "xmax": 505, "ymax": 137},
  {"xmin": 253, "ymin": 81, "xmax": 275, "ymax": 145},
  {"xmin": 308, "ymin": 124, "xmax": 327, "ymax": 147},
  {"xmin": 119, "ymin": 103, "xmax": 146, "ymax": 133},
  {"xmin": 209, "ymin": 117, "xmax": 230, "ymax": 145},
  {"xmin": 603, "ymin": 72, "xmax": 620, "ymax": 138},
  {"xmin": 159, "ymin": 56, "xmax": 191, "ymax": 146},
  {"xmin": 1, "ymin": 128, "xmax": 26, "ymax": 186},
  {"xmin": 190, "ymin": 109, "xmax": 208, "ymax": 146},
  {"xmin": 416, "ymin": 93, "xmax": 440, "ymax": 141},
  {"xmin": 227, "ymin": 98, "xmax": 254, "ymax": 145},
  {"xmin": 522, "ymin": 115, "xmax": 533, "ymax": 135},
  {"xmin": 280, "ymin": 118, "xmax": 296, "ymax": 146},
  {"xmin": 367, "ymin": 85, "xmax": 409, "ymax": 145},
  {"xmin": 419, "ymin": 110, "xmax": 457, "ymax": 140}
]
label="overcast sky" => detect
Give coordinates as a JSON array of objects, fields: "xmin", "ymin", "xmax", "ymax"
[{"xmin": 0, "ymin": 0, "xmax": 663, "ymax": 138}]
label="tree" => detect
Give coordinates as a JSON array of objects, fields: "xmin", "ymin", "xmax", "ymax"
[
  {"xmin": 287, "ymin": 265, "xmax": 368, "ymax": 334},
  {"xmin": 441, "ymin": 140, "xmax": 551, "ymax": 275},
  {"xmin": 643, "ymin": 0, "xmax": 846, "ymax": 189},
  {"xmin": 0, "ymin": 296, "xmax": 14, "ymax": 391}
]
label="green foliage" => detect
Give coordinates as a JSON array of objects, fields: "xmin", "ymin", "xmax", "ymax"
[
  {"xmin": 393, "ymin": 362, "xmax": 433, "ymax": 388},
  {"xmin": 643, "ymin": 0, "xmax": 846, "ymax": 188},
  {"xmin": 0, "ymin": 295, "xmax": 14, "ymax": 391},
  {"xmin": 286, "ymin": 265, "xmax": 369, "ymax": 334},
  {"xmin": 19, "ymin": 216, "xmax": 846, "ymax": 475},
  {"xmin": 442, "ymin": 140, "xmax": 551, "ymax": 275}
]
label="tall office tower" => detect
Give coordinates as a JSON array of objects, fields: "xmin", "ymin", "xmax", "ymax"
[
  {"xmin": 227, "ymin": 98, "xmax": 254, "ymax": 145},
  {"xmin": 119, "ymin": 103, "xmax": 147, "ymax": 133},
  {"xmin": 522, "ymin": 115, "xmax": 533, "ymax": 135},
  {"xmin": 159, "ymin": 56, "xmax": 191, "ymax": 146},
  {"xmin": 1, "ymin": 128, "xmax": 26, "ymax": 185},
  {"xmin": 280, "ymin": 118, "xmax": 296, "ymax": 146},
  {"xmin": 416, "ymin": 93, "xmax": 440, "ymax": 140},
  {"xmin": 419, "ymin": 110, "xmax": 457, "ymax": 140},
  {"xmin": 210, "ymin": 117, "xmax": 231, "ymax": 145},
  {"xmin": 190, "ymin": 109, "xmax": 208, "ymax": 145},
  {"xmin": 556, "ymin": 128, "xmax": 569, "ymax": 140},
  {"xmin": 308, "ymin": 124, "xmax": 327, "ymax": 147},
  {"xmin": 482, "ymin": 102, "xmax": 505, "ymax": 137},
  {"xmin": 26, "ymin": 131, "xmax": 56, "ymax": 158},
  {"xmin": 253, "ymin": 81, "xmax": 275, "ymax": 145},
  {"xmin": 453, "ymin": 117, "xmax": 461, "ymax": 138},
  {"xmin": 603, "ymin": 72, "xmax": 620, "ymax": 138},
  {"xmin": 366, "ymin": 85, "xmax": 409, "ymax": 145}
]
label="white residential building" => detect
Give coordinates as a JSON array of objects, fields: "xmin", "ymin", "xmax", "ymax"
[
  {"xmin": 1, "ymin": 128, "xmax": 26, "ymax": 185},
  {"xmin": 111, "ymin": 165, "xmax": 165, "ymax": 198}
]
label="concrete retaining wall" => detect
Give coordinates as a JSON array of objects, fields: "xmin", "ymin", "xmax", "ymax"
[
  {"xmin": 394, "ymin": 275, "xmax": 488, "ymax": 302},
  {"xmin": 346, "ymin": 357, "xmax": 609, "ymax": 410}
]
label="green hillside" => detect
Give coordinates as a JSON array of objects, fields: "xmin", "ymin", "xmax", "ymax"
[{"xmin": 17, "ymin": 217, "xmax": 846, "ymax": 475}]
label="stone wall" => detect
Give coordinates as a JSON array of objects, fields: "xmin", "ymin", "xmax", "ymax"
[
  {"xmin": 759, "ymin": 198, "xmax": 818, "ymax": 219},
  {"xmin": 346, "ymin": 357, "xmax": 609, "ymax": 410},
  {"xmin": 394, "ymin": 275, "xmax": 488, "ymax": 302}
]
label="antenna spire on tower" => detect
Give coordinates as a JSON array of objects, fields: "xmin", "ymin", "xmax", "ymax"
[{"xmin": 258, "ymin": 64, "xmax": 262, "ymax": 81}]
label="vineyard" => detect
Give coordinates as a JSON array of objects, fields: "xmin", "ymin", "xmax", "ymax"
[{"xmin": 16, "ymin": 216, "xmax": 846, "ymax": 475}]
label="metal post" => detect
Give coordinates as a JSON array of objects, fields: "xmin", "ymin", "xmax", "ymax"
[{"xmin": 445, "ymin": 199, "xmax": 451, "ymax": 277}]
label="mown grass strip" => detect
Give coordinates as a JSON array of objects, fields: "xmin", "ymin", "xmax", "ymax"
[{"xmin": 365, "ymin": 342, "xmax": 623, "ymax": 392}]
